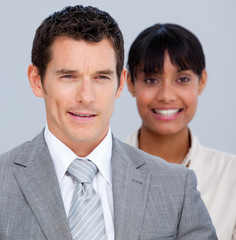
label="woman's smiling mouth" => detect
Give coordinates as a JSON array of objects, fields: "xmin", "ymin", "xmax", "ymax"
[{"xmin": 152, "ymin": 109, "xmax": 182, "ymax": 116}]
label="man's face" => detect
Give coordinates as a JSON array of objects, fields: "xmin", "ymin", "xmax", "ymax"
[{"xmin": 28, "ymin": 36, "xmax": 126, "ymax": 156}]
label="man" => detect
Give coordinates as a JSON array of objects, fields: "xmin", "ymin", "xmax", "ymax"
[{"xmin": 0, "ymin": 5, "xmax": 217, "ymax": 240}]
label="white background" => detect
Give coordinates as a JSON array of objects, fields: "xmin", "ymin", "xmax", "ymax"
[{"xmin": 1, "ymin": 0, "xmax": 236, "ymax": 154}]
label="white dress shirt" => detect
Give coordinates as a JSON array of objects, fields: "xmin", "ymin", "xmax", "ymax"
[
  {"xmin": 126, "ymin": 129, "xmax": 236, "ymax": 240},
  {"xmin": 44, "ymin": 126, "xmax": 114, "ymax": 240}
]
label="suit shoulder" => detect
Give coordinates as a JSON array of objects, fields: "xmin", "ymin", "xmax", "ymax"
[{"xmin": 0, "ymin": 132, "xmax": 45, "ymax": 165}]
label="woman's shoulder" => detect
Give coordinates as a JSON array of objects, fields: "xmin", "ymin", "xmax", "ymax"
[
  {"xmin": 191, "ymin": 132, "xmax": 236, "ymax": 169},
  {"xmin": 125, "ymin": 129, "xmax": 139, "ymax": 148}
]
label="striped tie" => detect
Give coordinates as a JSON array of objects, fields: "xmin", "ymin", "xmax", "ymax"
[{"xmin": 68, "ymin": 158, "xmax": 106, "ymax": 240}]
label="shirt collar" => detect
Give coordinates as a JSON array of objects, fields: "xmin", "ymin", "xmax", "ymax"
[
  {"xmin": 44, "ymin": 125, "xmax": 112, "ymax": 186},
  {"xmin": 86, "ymin": 130, "xmax": 112, "ymax": 186},
  {"xmin": 182, "ymin": 130, "xmax": 198, "ymax": 167}
]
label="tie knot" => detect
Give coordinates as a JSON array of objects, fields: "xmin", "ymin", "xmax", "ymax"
[{"xmin": 68, "ymin": 158, "xmax": 98, "ymax": 184}]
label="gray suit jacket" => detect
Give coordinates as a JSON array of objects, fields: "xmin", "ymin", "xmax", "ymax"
[{"xmin": 0, "ymin": 132, "xmax": 217, "ymax": 240}]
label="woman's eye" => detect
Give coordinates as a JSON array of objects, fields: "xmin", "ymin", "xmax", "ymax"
[
  {"xmin": 177, "ymin": 77, "xmax": 190, "ymax": 83},
  {"xmin": 144, "ymin": 78, "xmax": 157, "ymax": 84}
]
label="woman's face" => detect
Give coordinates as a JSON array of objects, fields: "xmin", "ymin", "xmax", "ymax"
[{"xmin": 127, "ymin": 52, "xmax": 207, "ymax": 136}]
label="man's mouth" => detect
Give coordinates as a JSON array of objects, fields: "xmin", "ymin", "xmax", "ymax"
[{"xmin": 69, "ymin": 112, "xmax": 96, "ymax": 117}]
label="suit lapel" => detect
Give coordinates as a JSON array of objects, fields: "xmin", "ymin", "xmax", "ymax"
[
  {"xmin": 112, "ymin": 136, "xmax": 151, "ymax": 240},
  {"xmin": 13, "ymin": 133, "xmax": 72, "ymax": 240}
]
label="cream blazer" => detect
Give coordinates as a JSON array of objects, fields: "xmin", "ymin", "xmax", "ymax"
[{"xmin": 126, "ymin": 129, "xmax": 236, "ymax": 240}]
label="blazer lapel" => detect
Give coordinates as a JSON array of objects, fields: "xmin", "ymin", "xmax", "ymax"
[
  {"xmin": 13, "ymin": 133, "xmax": 72, "ymax": 240},
  {"xmin": 112, "ymin": 136, "xmax": 151, "ymax": 240}
]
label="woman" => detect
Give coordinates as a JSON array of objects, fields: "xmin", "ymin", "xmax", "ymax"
[{"xmin": 126, "ymin": 23, "xmax": 236, "ymax": 240}]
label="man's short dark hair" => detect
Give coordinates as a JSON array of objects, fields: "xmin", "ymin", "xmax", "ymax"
[
  {"xmin": 31, "ymin": 5, "xmax": 124, "ymax": 84},
  {"xmin": 127, "ymin": 23, "xmax": 205, "ymax": 83}
]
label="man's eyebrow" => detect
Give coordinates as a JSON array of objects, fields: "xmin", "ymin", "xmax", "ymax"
[
  {"xmin": 95, "ymin": 70, "xmax": 115, "ymax": 75},
  {"xmin": 55, "ymin": 69, "xmax": 78, "ymax": 75},
  {"xmin": 55, "ymin": 69, "xmax": 115, "ymax": 76}
]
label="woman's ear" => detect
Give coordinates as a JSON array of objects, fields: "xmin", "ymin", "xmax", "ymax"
[
  {"xmin": 127, "ymin": 73, "xmax": 136, "ymax": 97},
  {"xmin": 198, "ymin": 69, "xmax": 207, "ymax": 95},
  {"xmin": 28, "ymin": 64, "xmax": 44, "ymax": 97}
]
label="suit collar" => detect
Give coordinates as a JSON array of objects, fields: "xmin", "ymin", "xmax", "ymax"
[
  {"xmin": 13, "ymin": 132, "xmax": 151, "ymax": 239},
  {"xmin": 13, "ymin": 132, "xmax": 72, "ymax": 240},
  {"xmin": 111, "ymin": 136, "xmax": 151, "ymax": 239}
]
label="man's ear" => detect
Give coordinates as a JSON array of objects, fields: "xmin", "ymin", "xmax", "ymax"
[
  {"xmin": 28, "ymin": 64, "xmax": 44, "ymax": 97},
  {"xmin": 115, "ymin": 67, "xmax": 127, "ymax": 99},
  {"xmin": 127, "ymin": 73, "xmax": 136, "ymax": 97},
  {"xmin": 198, "ymin": 69, "xmax": 207, "ymax": 95}
]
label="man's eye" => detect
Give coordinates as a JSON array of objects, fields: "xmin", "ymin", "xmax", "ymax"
[
  {"xmin": 144, "ymin": 78, "xmax": 157, "ymax": 84},
  {"xmin": 96, "ymin": 75, "xmax": 110, "ymax": 80},
  {"xmin": 62, "ymin": 75, "xmax": 73, "ymax": 78}
]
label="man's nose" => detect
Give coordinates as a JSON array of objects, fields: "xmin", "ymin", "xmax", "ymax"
[{"xmin": 75, "ymin": 79, "xmax": 95, "ymax": 104}]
